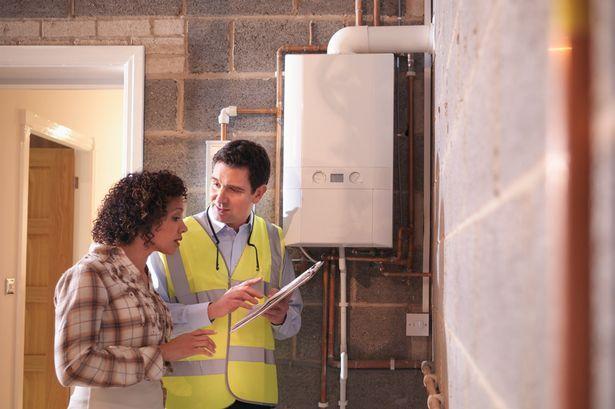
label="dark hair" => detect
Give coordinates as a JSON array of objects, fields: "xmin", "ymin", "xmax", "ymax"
[
  {"xmin": 92, "ymin": 170, "xmax": 187, "ymax": 247},
  {"xmin": 212, "ymin": 139, "xmax": 271, "ymax": 192}
]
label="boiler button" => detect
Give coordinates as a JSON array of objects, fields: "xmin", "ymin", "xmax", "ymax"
[
  {"xmin": 349, "ymin": 172, "xmax": 362, "ymax": 184},
  {"xmin": 312, "ymin": 171, "xmax": 326, "ymax": 184}
]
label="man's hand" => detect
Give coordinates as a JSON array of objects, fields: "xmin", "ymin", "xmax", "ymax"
[
  {"xmin": 208, "ymin": 277, "xmax": 264, "ymax": 320},
  {"xmin": 263, "ymin": 288, "xmax": 291, "ymax": 325},
  {"xmin": 159, "ymin": 329, "xmax": 216, "ymax": 361}
]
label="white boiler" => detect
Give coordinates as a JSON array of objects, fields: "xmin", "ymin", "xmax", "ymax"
[{"xmin": 282, "ymin": 53, "xmax": 394, "ymax": 247}]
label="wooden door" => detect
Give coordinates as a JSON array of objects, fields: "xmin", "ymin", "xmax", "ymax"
[{"xmin": 23, "ymin": 147, "xmax": 74, "ymax": 409}]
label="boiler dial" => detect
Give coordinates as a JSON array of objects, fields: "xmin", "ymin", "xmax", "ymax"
[
  {"xmin": 312, "ymin": 171, "xmax": 326, "ymax": 184},
  {"xmin": 349, "ymin": 172, "xmax": 362, "ymax": 184}
]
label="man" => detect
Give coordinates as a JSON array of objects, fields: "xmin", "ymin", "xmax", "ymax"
[{"xmin": 148, "ymin": 140, "xmax": 302, "ymax": 409}]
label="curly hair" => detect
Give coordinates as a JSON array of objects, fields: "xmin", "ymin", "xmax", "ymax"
[
  {"xmin": 92, "ymin": 170, "xmax": 187, "ymax": 247},
  {"xmin": 212, "ymin": 139, "xmax": 270, "ymax": 192}
]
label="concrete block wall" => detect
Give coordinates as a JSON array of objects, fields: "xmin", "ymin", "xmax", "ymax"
[
  {"xmin": 1, "ymin": 1, "xmax": 432, "ymax": 408},
  {"xmin": 591, "ymin": 0, "xmax": 615, "ymax": 407},
  {"xmin": 432, "ymin": 0, "xmax": 615, "ymax": 407},
  {"xmin": 432, "ymin": 0, "xmax": 555, "ymax": 408}
]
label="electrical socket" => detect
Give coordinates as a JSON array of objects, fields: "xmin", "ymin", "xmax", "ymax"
[{"xmin": 406, "ymin": 313, "xmax": 429, "ymax": 336}]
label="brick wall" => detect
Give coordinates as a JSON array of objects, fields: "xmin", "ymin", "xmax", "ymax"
[{"xmin": 1, "ymin": 1, "xmax": 432, "ymax": 408}]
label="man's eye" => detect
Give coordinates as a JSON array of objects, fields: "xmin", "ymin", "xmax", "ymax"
[{"xmin": 173, "ymin": 217, "xmax": 181, "ymax": 221}]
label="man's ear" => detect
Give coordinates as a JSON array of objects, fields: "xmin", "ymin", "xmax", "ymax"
[{"xmin": 252, "ymin": 185, "xmax": 267, "ymax": 204}]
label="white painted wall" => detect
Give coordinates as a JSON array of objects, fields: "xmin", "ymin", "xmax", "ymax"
[{"xmin": 0, "ymin": 88, "xmax": 123, "ymax": 408}]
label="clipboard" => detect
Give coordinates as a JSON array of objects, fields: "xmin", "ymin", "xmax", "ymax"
[{"xmin": 231, "ymin": 260, "xmax": 324, "ymax": 333}]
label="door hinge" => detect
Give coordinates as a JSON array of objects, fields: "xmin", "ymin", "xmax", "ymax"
[{"xmin": 74, "ymin": 177, "xmax": 79, "ymax": 189}]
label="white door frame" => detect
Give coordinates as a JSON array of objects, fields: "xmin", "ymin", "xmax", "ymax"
[
  {"xmin": 16, "ymin": 111, "xmax": 94, "ymax": 409},
  {"xmin": 0, "ymin": 46, "xmax": 145, "ymax": 409}
]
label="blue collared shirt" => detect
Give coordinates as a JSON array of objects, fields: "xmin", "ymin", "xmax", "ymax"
[{"xmin": 148, "ymin": 207, "xmax": 302, "ymax": 340}]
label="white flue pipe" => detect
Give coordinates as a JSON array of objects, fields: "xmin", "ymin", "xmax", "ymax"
[
  {"xmin": 327, "ymin": 25, "xmax": 434, "ymax": 55},
  {"xmin": 338, "ymin": 246, "xmax": 348, "ymax": 409}
]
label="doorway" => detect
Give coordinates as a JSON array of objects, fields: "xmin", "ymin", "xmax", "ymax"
[{"xmin": 0, "ymin": 46, "xmax": 144, "ymax": 409}]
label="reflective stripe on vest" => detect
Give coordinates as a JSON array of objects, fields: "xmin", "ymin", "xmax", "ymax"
[
  {"xmin": 159, "ymin": 215, "xmax": 284, "ymax": 408},
  {"xmin": 170, "ymin": 346, "xmax": 276, "ymax": 376}
]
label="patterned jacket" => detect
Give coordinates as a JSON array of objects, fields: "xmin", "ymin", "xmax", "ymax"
[{"xmin": 54, "ymin": 243, "xmax": 172, "ymax": 387}]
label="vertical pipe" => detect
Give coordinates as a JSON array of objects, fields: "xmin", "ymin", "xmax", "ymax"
[
  {"xmin": 562, "ymin": 2, "xmax": 591, "ymax": 408},
  {"xmin": 373, "ymin": 0, "xmax": 381, "ymax": 26},
  {"xmin": 320, "ymin": 261, "xmax": 329, "ymax": 407},
  {"xmin": 220, "ymin": 123, "xmax": 228, "ymax": 141},
  {"xmin": 355, "ymin": 0, "xmax": 363, "ymax": 26},
  {"xmin": 423, "ymin": 0, "xmax": 433, "ymax": 316},
  {"xmin": 423, "ymin": 1, "xmax": 434, "ymax": 367},
  {"xmin": 275, "ymin": 49, "xmax": 284, "ymax": 225},
  {"xmin": 422, "ymin": 62, "xmax": 433, "ymax": 312},
  {"xmin": 407, "ymin": 56, "xmax": 415, "ymax": 269},
  {"xmin": 546, "ymin": 1, "xmax": 592, "ymax": 408},
  {"xmin": 546, "ymin": 37, "xmax": 571, "ymax": 409},
  {"xmin": 338, "ymin": 247, "xmax": 348, "ymax": 409},
  {"xmin": 327, "ymin": 262, "xmax": 336, "ymax": 360}
]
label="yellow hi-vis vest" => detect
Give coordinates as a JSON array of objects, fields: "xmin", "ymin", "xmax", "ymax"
[{"xmin": 157, "ymin": 215, "xmax": 285, "ymax": 409}]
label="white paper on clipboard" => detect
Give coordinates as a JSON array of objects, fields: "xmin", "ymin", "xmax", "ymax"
[{"xmin": 231, "ymin": 260, "xmax": 324, "ymax": 333}]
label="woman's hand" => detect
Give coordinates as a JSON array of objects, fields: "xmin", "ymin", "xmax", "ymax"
[{"xmin": 159, "ymin": 329, "xmax": 216, "ymax": 361}]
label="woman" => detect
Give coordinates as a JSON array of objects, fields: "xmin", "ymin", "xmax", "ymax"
[{"xmin": 54, "ymin": 170, "xmax": 215, "ymax": 409}]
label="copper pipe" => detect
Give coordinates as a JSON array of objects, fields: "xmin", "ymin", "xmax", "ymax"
[
  {"xmin": 220, "ymin": 123, "xmax": 228, "ymax": 141},
  {"xmin": 407, "ymin": 63, "xmax": 415, "ymax": 268},
  {"xmin": 327, "ymin": 262, "xmax": 336, "ymax": 360},
  {"xmin": 379, "ymin": 271, "xmax": 432, "ymax": 278},
  {"xmin": 236, "ymin": 108, "xmax": 276, "ymax": 115},
  {"xmin": 320, "ymin": 261, "xmax": 329, "ymax": 405},
  {"xmin": 323, "ymin": 227, "xmax": 408, "ymax": 264},
  {"xmin": 561, "ymin": 9, "xmax": 591, "ymax": 409},
  {"xmin": 355, "ymin": 0, "xmax": 363, "ymax": 26},
  {"xmin": 275, "ymin": 44, "xmax": 327, "ymax": 225},
  {"xmin": 219, "ymin": 107, "xmax": 275, "ymax": 140},
  {"xmin": 373, "ymin": 0, "xmax": 381, "ymax": 26}
]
